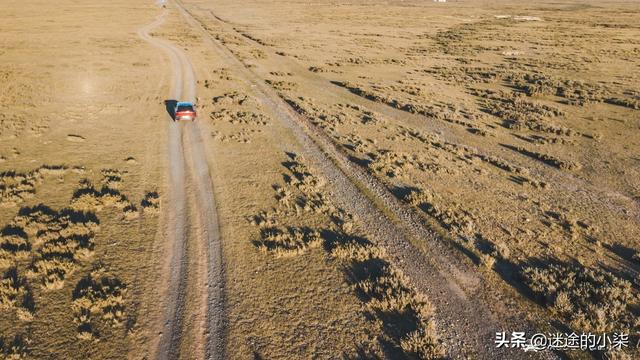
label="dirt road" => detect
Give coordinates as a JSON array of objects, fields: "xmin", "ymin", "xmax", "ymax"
[{"xmin": 138, "ymin": 10, "xmax": 224, "ymax": 360}]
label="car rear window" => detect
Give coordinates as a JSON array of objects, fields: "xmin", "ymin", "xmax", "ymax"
[{"xmin": 177, "ymin": 105, "xmax": 194, "ymax": 112}]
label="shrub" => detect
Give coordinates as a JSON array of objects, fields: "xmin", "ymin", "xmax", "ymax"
[{"xmin": 522, "ymin": 262, "xmax": 637, "ymax": 333}]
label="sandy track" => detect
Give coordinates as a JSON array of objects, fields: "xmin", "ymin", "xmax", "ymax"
[
  {"xmin": 138, "ymin": 9, "xmax": 224, "ymax": 360},
  {"xmin": 172, "ymin": 1, "xmax": 561, "ymax": 358}
]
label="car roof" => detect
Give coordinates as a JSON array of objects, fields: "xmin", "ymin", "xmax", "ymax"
[{"xmin": 176, "ymin": 102, "xmax": 194, "ymax": 107}]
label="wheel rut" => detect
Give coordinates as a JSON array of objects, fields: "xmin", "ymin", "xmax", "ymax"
[{"xmin": 138, "ymin": 7, "xmax": 225, "ymax": 360}]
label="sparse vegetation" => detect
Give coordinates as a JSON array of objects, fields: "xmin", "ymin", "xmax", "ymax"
[
  {"xmin": 72, "ymin": 268, "xmax": 126, "ymax": 340},
  {"xmin": 472, "ymin": 88, "xmax": 572, "ymax": 136},
  {"xmin": 502, "ymin": 144, "xmax": 581, "ymax": 170},
  {"xmin": 399, "ymin": 187, "xmax": 476, "ymax": 241},
  {"xmin": 0, "ymin": 268, "xmax": 34, "ymax": 320},
  {"xmin": 0, "ymin": 334, "xmax": 30, "ymax": 359},
  {"xmin": 0, "ymin": 228, "xmax": 30, "ymax": 270},
  {"xmin": 522, "ymin": 261, "xmax": 639, "ymax": 334},
  {"xmin": 0, "ymin": 163, "xmax": 156, "ymax": 353},
  {"xmin": 68, "ymin": 170, "xmax": 143, "ymax": 222},
  {"xmin": 140, "ymin": 191, "xmax": 160, "ymax": 214},
  {"xmin": 4, "ymin": 0, "xmax": 640, "ymax": 358},
  {"xmin": 0, "ymin": 166, "xmax": 71, "ymax": 207},
  {"xmin": 605, "ymin": 97, "xmax": 640, "ymax": 110},
  {"xmin": 333, "ymin": 81, "xmax": 439, "ymax": 118},
  {"xmin": 249, "ymin": 153, "xmax": 444, "ymax": 359},
  {"xmin": 20, "ymin": 205, "xmax": 98, "ymax": 289},
  {"xmin": 505, "ymin": 72, "xmax": 616, "ymax": 106},
  {"xmin": 425, "ymin": 66, "xmax": 501, "ymax": 84}
]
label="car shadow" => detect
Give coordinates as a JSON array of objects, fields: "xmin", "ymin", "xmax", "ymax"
[{"xmin": 164, "ymin": 99, "xmax": 177, "ymax": 120}]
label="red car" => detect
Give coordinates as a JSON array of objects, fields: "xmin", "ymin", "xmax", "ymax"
[{"xmin": 174, "ymin": 102, "xmax": 197, "ymax": 121}]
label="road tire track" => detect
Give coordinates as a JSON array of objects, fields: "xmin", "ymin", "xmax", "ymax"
[{"xmin": 138, "ymin": 8, "xmax": 225, "ymax": 360}]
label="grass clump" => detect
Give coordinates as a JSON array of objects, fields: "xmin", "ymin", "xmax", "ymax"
[
  {"xmin": 140, "ymin": 191, "xmax": 160, "ymax": 214},
  {"xmin": 72, "ymin": 269, "xmax": 126, "ymax": 340},
  {"xmin": 0, "ymin": 228, "xmax": 30, "ymax": 270},
  {"xmin": 0, "ymin": 165, "xmax": 72, "ymax": 207},
  {"xmin": 472, "ymin": 88, "xmax": 572, "ymax": 136},
  {"xmin": 254, "ymin": 226, "xmax": 322, "ymax": 257},
  {"xmin": 17, "ymin": 205, "xmax": 98, "ymax": 290},
  {"xmin": 521, "ymin": 261, "xmax": 639, "ymax": 334},
  {"xmin": 0, "ymin": 268, "xmax": 34, "ymax": 321},
  {"xmin": 70, "ymin": 179, "xmax": 130, "ymax": 211},
  {"xmin": 398, "ymin": 186, "xmax": 476, "ymax": 240},
  {"xmin": 0, "ymin": 334, "xmax": 30, "ymax": 359}
]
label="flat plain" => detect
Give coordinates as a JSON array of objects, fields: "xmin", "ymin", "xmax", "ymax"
[{"xmin": 0, "ymin": 0, "xmax": 638, "ymax": 359}]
